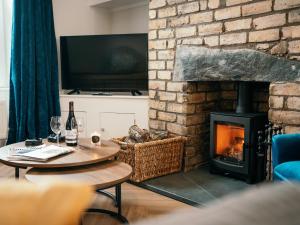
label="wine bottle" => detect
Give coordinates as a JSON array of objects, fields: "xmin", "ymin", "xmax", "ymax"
[{"xmin": 65, "ymin": 101, "xmax": 78, "ymax": 146}]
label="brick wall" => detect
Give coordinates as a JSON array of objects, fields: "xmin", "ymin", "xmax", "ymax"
[
  {"xmin": 148, "ymin": 0, "xmax": 300, "ymax": 171},
  {"xmin": 269, "ymin": 82, "xmax": 300, "ymax": 133}
]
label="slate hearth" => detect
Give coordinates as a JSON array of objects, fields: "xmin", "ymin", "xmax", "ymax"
[{"xmin": 136, "ymin": 165, "xmax": 251, "ymax": 206}]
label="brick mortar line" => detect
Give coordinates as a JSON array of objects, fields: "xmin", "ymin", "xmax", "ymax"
[
  {"xmin": 150, "ymin": 1, "xmax": 300, "ymax": 12},
  {"xmin": 150, "ymin": 7, "xmax": 300, "ymax": 20}
]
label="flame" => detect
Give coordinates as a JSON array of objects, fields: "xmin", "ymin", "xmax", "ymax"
[{"xmin": 215, "ymin": 123, "xmax": 245, "ymax": 161}]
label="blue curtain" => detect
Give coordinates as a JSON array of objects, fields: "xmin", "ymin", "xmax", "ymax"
[{"xmin": 7, "ymin": 0, "xmax": 61, "ymax": 144}]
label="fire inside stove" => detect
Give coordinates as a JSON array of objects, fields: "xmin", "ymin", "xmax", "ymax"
[{"xmin": 215, "ymin": 123, "xmax": 245, "ymax": 163}]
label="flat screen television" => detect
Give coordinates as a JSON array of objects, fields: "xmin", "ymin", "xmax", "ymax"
[{"xmin": 60, "ymin": 33, "xmax": 148, "ymax": 92}]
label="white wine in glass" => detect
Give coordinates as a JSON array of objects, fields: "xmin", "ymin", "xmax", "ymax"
[
  {"xmin": 77, "ymin": 118, "xmax": 84, "ymax": 138},
  {"xmin": 50, "ymin": 116, "xmax": 62, "ymax": 146},
  {"xmin": 76, "ymin": 118, "xmax": 84, "ymax": 146}
]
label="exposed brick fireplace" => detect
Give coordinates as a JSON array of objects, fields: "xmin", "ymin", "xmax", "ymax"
[{"xmin": 148, "ymin": 0, "xmax": 300, "ymax": 171}]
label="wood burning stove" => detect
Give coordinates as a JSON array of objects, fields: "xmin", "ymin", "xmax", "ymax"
[
  {"xmin": 210, "ymin": 112, "xmax": 267, "ymax": 183},
  {"xmin": 210, "ymin": 82, "xmax": 267, "ymax": 183}
]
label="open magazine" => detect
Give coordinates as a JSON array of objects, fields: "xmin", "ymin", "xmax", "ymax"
[{"xmin": 7, "ymin": 145, "xmax": 74, "ymax": 162}]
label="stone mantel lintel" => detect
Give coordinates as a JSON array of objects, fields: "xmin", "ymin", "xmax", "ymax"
[{"xmin": 174, "ymin": 46, "xmax": 300, "ymax": 82}]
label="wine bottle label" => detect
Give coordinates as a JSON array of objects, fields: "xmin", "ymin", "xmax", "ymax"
[{"xmin": 65, "ymin": 130, "xmax": 78, "ymax": 144}]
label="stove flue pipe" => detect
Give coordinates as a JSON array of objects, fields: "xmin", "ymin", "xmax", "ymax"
[{"xmin": 236, "ymin": 81, "xmax": 252, "ymax": 114}]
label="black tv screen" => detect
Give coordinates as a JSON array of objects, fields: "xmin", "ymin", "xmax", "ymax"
[{"xmin": 60, "ymin": 34, "xmax": 148, "ymax": 91}]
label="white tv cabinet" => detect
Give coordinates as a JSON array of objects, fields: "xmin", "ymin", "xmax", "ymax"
[{"xmin": 60, "ymin": 94, "xmax": 149, "ymax": 139}]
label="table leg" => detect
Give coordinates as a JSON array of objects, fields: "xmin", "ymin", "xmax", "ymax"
[
  {"xmin": 15, "ymin": 167, "xmax": 19, "ymax": 179},
  {"xmin": 116, "ymin": 183, "xmax": 122, "ymax": 215},
  {"xmin": 96, "ymin": 189, "xmax": 117, "ymax": 207},
  {"xmin": 85, "ymin": 183, "xmax": 128, "ymax": 224}
]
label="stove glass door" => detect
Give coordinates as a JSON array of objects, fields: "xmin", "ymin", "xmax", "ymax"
[{"xmin": 215, "ymin": 122, "xmax": 245, "ymax": 163}]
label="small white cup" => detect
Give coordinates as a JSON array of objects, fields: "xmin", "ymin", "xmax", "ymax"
[{"xmin": 91, "ymin": 132, "xmax": 101, "ymax": 146}]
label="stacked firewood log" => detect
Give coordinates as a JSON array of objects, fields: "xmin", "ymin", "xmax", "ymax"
[{"xmin": 122, "ymin": 125, "xmax": 168, "ymax": 144}]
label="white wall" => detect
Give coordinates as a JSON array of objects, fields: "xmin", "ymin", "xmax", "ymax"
[
  {"xmin": 52, "ymin": 0, "xmax": 111, "ymax": 36},
  {"xmin": 0, "ymin": 0, "xmax": 12, "ymax": 89},
  {"xmin": 0, "ymin": 89, "xmax": 9, "ymax": 142},
  {"xmin": 0, "ymin": 89, "xmax": 9, "ymax": 107},
  {"xmin": 52, "ymin": 0, "xmax": 148, "ymax": 38},
  {"xmin": 111, "ymin": 3, "xmax": 148, "ymax": 34}
]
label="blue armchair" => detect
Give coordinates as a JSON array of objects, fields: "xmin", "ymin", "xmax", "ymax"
[{"xmin": 272, "ymin": 134, "xmax": 300, "ymax": 181}]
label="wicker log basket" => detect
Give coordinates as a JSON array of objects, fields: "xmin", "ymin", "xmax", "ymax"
[{"xmin": 112, "ymin": 134, "xmax": 186, "ymax": 182}]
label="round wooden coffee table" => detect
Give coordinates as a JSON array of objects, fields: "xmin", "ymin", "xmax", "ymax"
[
  {"xmin": 26, "ymin": 161, "xmax": 132, "ymax": 224},
  {"xmin": 0, "ymin": 139, "xmax": 131, "ymax": 224},
  {"xmin": 0, "ymin": 139, "xmax": 120, "ymax": 178},
  {"xmin": 26, "ymin": 161, "xmax": 132, "ymax": 190}
]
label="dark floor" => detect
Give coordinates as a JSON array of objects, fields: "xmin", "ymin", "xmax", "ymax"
[{"xmin": 135, "ymin": 165, "xmax": 252, "ymax": 206}]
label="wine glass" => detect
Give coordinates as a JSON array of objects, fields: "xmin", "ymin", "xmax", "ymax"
[
  {"xmin": 50, "ymin": 116, "xmax": 62, "ymax": 146},
  {"xmin": 70, "ymin": 117, "xmax": 78, "ymax": 145},
  {"xmin": 77, "ymin": 118, "xmax": 84, "ymax": 143}
]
